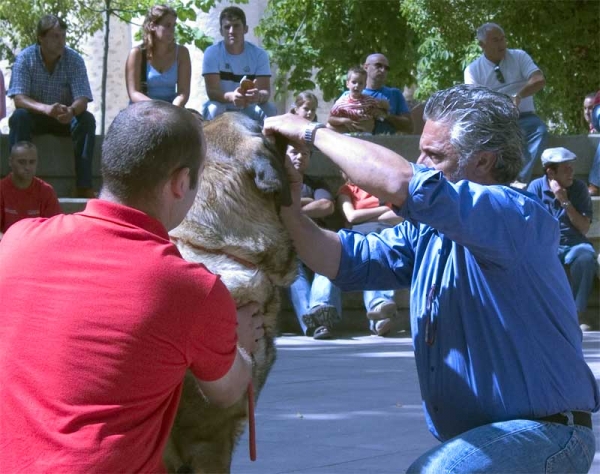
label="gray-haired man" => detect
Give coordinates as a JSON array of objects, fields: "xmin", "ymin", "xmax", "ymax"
[
  {"xmin": 264, "ymin": 84, "xmax": 597, "ymax": 473},
  {"xmin": 464, "ymin": 22, "xmax": 548, "ymax": 188}
]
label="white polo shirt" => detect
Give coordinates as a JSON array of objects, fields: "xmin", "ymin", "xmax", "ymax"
[{"xmin": 464, "ymin": 49, "xmax": 541, "ymax": 114}]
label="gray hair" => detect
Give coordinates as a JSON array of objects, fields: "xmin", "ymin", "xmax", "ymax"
[
  {"xmin": 476, "ymin": 23, "xmax": 504, "ymax": 42},
  {"xmin": 423, "ymin": 84, "xmax": 523, "ymax": 184}
]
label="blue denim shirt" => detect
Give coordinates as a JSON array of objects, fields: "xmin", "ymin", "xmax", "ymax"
[{"xmin": 332, "ymin": 164, "xmax": 599, "ymax": 441}]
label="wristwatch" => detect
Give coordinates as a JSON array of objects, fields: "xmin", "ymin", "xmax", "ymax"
[
  {"xmin": 303, "ymin": 122, "xmax": 326, "ymax": 149},
  {"xmin": 560, "ymin": 200, "xmax": 571, "ymax": 209}
]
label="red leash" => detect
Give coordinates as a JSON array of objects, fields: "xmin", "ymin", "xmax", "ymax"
[{"xmin": 247, "ymin": 383, "xmax": 256, "ymax": 461}]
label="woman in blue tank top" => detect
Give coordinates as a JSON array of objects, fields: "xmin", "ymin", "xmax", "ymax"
[{"xmin": 125, "ymin": 5, "xmax": 191, "ymax": 107}]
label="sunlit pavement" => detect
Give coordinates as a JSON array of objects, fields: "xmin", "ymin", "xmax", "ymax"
[{"xmin": 232, "ymin": 331, "xmax": 600, "ymax": 474}]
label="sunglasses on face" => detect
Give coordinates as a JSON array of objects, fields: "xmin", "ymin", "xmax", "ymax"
[
  {"xmin": 370, "ymin": 62, "xmax": 390, "ymax": 71},
  {"xmin": 494, "ymin": 66, "xmax": 505, "ymax": 83}
]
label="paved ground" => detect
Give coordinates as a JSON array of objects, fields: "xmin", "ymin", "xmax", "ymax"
[{"xmin": 231, "ymin": 330, "xmax": 600, "ymax": 474}]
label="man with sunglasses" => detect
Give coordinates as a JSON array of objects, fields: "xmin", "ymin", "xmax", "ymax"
[
  {"xmin": 362, "ymin": 53, "xmax": 413, "ymax": 135},
  {"xmin": 332, "ymin": 53, "xmax": 413, "ymax": 135},
  {"xmin": 465, "ymin": 22, "xmax": 547, "ymax": 188}
]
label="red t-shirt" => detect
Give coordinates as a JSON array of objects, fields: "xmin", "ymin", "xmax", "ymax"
[
  {"xmin": 0, "ymin": 174, "xmax": 62, "ymax": 233},
  {"xmin": 0, "ymin": 200, "xmax": 238, "ymax": 473},
  {"xmin": 338, "ymin": 182, "xmax": 381, "ymax": 209}
]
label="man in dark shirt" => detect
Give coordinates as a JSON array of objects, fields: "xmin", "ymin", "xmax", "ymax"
[{"xmin": 527, "ymin": 147, "xmax": 597, "ymax": 329}]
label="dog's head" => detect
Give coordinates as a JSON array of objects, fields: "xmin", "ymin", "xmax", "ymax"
[{"xmin": 170, "ymin": 113, "xmax": 296, "ymax": 284}]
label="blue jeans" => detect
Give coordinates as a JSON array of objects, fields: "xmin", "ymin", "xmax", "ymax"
[
  {"xmin": 518, "ymin": 113, "xmax": 548, "ymax": 183},
  {"xmin": 407, "ymin": 418, "xmax": 595, "ymax": 473},
  {"xmin": 589, "ymin": 142, "xmax": 600, "ymax": 187},
  {"xmin": 201, "ymin": 100, "xmax": 277, "ymax": 124},
  {"xmin": 287, "ymin": 261, "xmax": 342, "ymax": 335},
  {"xmin": 9, "ymin": 108, "xmax": 96, "ymax": 188},
  {"xmin": 558, "ymin": 243, "xmax": 597, "ymax": 313}
]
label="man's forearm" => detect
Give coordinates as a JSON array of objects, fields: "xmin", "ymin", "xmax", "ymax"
[
  {"xmin": 280, "ymin": 206, "xmax": 341, "ymax": 279},
  {"xmin": 69, "ymin": 98, "xmax": 89, "ymax": 116},
  {"xmin": 312, "ymin": 127, "xmax": 414, "ymax": 207},
  {"xmin": 386, "ymin": 113, "xmax": 413, "ymax": 134}
]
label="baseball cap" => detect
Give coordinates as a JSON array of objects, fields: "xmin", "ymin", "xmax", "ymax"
[{"xmin": 541, "ymin": 147, "xmax": 577, "ymax": 167}]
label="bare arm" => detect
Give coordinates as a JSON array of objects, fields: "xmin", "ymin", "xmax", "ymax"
[
  {"xmin": 195, "ymin": 302, "xmax": 263, "ymax": 408},
  {"xmin": 173, "ymin": 46, "xmax": 191, "ymax": 107},
  {"xmin": 302, "ymin": 197, "xmax": 334, "ymax": 219},
  {"xmin": 513, "ymin": 70, "xmax": 545, "ymax": 106},
  {"xmin": 14, "ymin": 94, "xmax": 66, "ymax": 118},
  {"xmin": 384, "ymin": 112, "xmax": 413, "ymax": 134},
  {"xmin": 125, "ymin": 47, "xmax": 152, "ymax": 103},
  {"xmin": 205, "ymin": 73, "xmax": 240, "ymax": 105},
  {"xmin": 338, "ymin": 193, "xmax": 390, "ymax": 225},
  {"xmin": 264, "ymin": 113, "xmax": 414, "ymax": 277},
  {"xmin": 327, "ymin": 115, "xmax": 375, "ymax": 133},
  {"xmin": 548, "ymin": 177, "xmax": 591, "ymax": 235}
]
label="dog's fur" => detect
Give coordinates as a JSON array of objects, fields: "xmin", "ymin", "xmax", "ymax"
[{"xmin": 165, "ymin": 113, "xmax": 297, "ymax": 473}]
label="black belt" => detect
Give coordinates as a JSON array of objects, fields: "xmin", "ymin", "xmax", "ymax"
[{"xmin": 536, "ymin": 411, "xmax": 592, "ymax": 429}]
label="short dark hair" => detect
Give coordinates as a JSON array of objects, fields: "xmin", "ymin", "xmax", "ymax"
[
  {"xmin": 347, "ymin": 66, "xmax": 367, "ymax": 81},
  {"xmin": 37, "ymin": 14, "xmax": 67, "ymax": 39},
  {"xmin": 101, "ymin": 101, "xmax": 204, "ymax": 202},
  {"xmin": 220, "ymin": 6, "xmax": 246, "ymax": 27}
]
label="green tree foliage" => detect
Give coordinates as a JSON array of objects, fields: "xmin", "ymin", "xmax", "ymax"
[
  {"xmin": 401, "ymin": 0, "xmax": 599, "ymax": 133},
  {"xmin": 0, "ymin": 0, "xmax": 104, "ymax": 62},
  {"xmin": 257, "ymin": 0, "xmax": 418, "ymax": 102},
  {"xmin": 259, "ymin": 0, "xmax": 599, "ymax": 133},
  {"xmin": 0, "ymin": 0, "xmax": 244, "ymax": 61}
]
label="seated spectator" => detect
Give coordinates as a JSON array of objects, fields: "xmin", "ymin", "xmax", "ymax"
[
  {"xmin": 0, "ymin": 69, "xmax": 6, "ymax": 120},
  {"xmin": 361, "ymin": 53, "xmax": 413, "ymax": 135},
  {"xmin": 290, "ymin": 90, "xmax": 318, "ymax": 122},
  {"xmin": 286, "ymin": 144, "xmax": 341, "ymax": 340},
  {"xmin": 587, "ymin": 92, "xmax": 600, "ymax": 196},
  {"xmin": 337, "ymin": 175, "xmax": 403, "ymax": 336},
  {"xmin": 201, "ymin": 6, "xmax": 276, "ymax": 124},
  {"xmin": 125, "ymin": 5, "xmax": 191, "ymax": 107},
  {"xmin": 465, "ymin": 22, "xmax": 548, "ymax": 188},
  {"xmin": 527, "ymin": 147, "xmax": 597, "ymax": 330},
  {"xmin": 327, "ymin": 66, "xmax": 388, "ymax": 134},
  {"xmin": 1, "ymin": 141, "xmax": 61, "ymax": 240},
  {"xmin": 583, "ymin": 92, "xmax": 598, "ymax": 133},
  {"xmin": 7, "ymin": 14, "xmax": 96, "ymax": 198}
]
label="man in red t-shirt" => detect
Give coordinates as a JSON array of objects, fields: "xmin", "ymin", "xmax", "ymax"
[
  {"xmin": 0, "ymin": 140, "xmax": 62, "ymax": 239},
  {"xmin": 0, "ymin": 101, "xmax": 263, "ymax": 473}
]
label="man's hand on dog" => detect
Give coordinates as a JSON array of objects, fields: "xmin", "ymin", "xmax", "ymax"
[{"xmin": 236, "ymin": 302, "xmax": 264, "ymax": 355}]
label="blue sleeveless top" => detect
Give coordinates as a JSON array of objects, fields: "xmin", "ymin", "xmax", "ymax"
[{"xmin": 146, "ymin": 46, "xmax": 178, "ymax": 103}]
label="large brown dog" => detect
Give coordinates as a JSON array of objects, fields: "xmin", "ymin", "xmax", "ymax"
[{"xmin": 165, "ymin": 113, "xmax": 297, "ymax": 473}]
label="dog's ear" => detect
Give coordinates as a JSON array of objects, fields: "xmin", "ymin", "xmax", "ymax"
[{"xmin": 249, "ymin": 134, "xmax": 292, "ymax": 207}]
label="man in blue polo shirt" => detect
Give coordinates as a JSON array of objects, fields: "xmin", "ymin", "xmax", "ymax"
[
  {"xmin": 264, "ymin": 84, "xmax": 598, "ymax": 473},
  {"xmin": 527, "ymin": 147, "xmax": 597, "ymax": 330},
  {"xmin": 329, "ymin": 53, "xmax": 413, "ymax": 135},
  {"xmin": 7, "ymin": 14, "xmax": 96, "ymax": 198}
]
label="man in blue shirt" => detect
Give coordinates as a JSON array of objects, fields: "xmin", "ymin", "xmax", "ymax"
[
  {"xmin": 329, "ymin": 53, "xmax": 413, "ymax": 135},
  {"xmin": 264, "ymin": 84, "xmax": 598, "ymax": 473},
  {"xmin": 527, "ymin": 147, "xmax": 597, "ymax": 330},
  {"xmin": 7, "ymin": 14, "xmax": 96, "ymax": 198}
]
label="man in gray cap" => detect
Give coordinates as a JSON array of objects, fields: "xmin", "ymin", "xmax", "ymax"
[{"xmin": 527, "ymin": 147, "xmax": 597, "ymax": 329}]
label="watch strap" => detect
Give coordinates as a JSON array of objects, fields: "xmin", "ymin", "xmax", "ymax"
[{"xmin": 303, "ymin": 122, "xmax": 326, "ymax": 149}]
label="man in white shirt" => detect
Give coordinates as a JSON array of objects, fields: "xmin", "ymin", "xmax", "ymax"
[
  {"xmin": 201, "ymin": 6, "xmax": 276, "ymax": 124},
  {"xmin": 465, "ymin": 23, "xmax": 548, "ymax": 188}
]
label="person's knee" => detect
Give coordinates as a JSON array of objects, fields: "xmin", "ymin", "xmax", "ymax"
[
  {"xmin": 260, "ymin": 102, "xmax": 278, "ymax": 118},
  {"xmin": 74, "ymin": 111, "xmax": 96, "ymax": 132},
  {"xmin": 9, "ymin": 108, "xmax": 32, "ymax": 126},
  {"xmin": 202, "ymin": 101, "xmax": 226, "ymax": 121}
]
